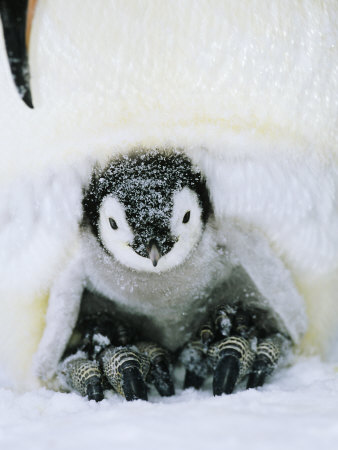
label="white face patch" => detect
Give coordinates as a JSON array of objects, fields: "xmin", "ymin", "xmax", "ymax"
[
  {"xmin": 98, "ymin": 196, "xmax": 136, "ymax": 267},
  {"xmin": 168, "ymin": 187, "xmax": 203, "ymax": 266},
  {"xmin": 98, "ymin": 188, "xmax": 203, "ymax": 273}
]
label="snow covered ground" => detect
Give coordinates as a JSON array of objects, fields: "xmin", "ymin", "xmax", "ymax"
[{"xmin": 1, "ymin": 357, "xmax": 338, "ymax": 450}]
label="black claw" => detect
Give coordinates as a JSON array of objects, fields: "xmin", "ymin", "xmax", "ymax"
[
  {"xmin": 234, "ymin": 309, "xmax": 251, "ymax": 338},
  {"xmin": 152, "ymin": 362, "xmax": 175, "ymax": 397},
  {"xmin": 86, "ymin": 379, "xmax": 104, "ymax": 402},
  {"xmin": 0, "ymin": 0, "xmax": 33, "ymax": 108},
  {"xmin": 184, "ymin": 370, "xmax": 205, "ymax": 390},
  {"xmin": 246, "ymin": 370, "xmax": 266, "ymax": 389},
  {"xmin": 122, "ymin": 366, "xmax": 148, "ymax": 401},
  {"xmin": 213, "ymin": 354, "xmax": 240, "ymax": 396},
  {"xmin": 199, "ymin": 321, "xmax": 214, "ymax": 345},
  {"xmin": 246, "ymin": 357, "xmax": 272, "ymax": 389}
]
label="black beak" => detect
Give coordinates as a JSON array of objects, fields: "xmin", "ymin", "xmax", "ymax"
[
  {"xmin": 148, "ymin": 239, "xmax": 161, "ymax": 267},
  {"xmin": 0, "ymin": 0, "xmax": 34, "ymax": 108}
]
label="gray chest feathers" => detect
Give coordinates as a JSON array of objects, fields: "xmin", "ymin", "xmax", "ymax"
[{"xmin": 81, "ymin": 223, "xmax": 233, "ymax": 351}]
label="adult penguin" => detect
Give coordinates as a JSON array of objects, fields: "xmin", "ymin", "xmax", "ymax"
[{"xmin": 0, "ymin": 1, "xmax": 337, "ymax": 391}]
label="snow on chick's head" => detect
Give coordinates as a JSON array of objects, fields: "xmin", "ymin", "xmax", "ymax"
[{"xmin": 82, "ymin": 150, "xmax": 212, "ymax": 272}]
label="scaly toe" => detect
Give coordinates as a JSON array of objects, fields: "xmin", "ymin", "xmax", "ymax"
[
  {"xmin": 213, "ymin": 354, "xmax": 240, "ymax": 395},
  {"xmin": 100, "ymin": 346, "xmax": 150, "ymax": 401},
  {"xmin": 136, "ymin": 342, "xmax": 175, "ymax": 396},
  {"xmin": 62, "ymin": 357, "xmax": 104, "ymax": 401},
  {"xmin": 247, "ymin": 337, "xmax": 282, "ymax": 389},
  {"xmin": 208, "ymin": 336, "xmax": 254, "ymax": 395}
]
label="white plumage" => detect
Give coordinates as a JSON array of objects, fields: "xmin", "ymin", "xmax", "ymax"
[{"xmin": 0, "ymin": 0, "xmax": 337, "ymax": 389}]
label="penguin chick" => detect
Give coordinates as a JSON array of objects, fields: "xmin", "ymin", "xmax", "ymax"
[
  {"xmin": 34, "ymin": 148, "xmax": 289, "ymax": 382},
  {"xmin": 82, "ymin": 149, "xmax": 211, "ymax": 272}
]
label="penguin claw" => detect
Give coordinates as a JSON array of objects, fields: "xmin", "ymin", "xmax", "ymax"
[
  {"xmin": 86, "ymin": 379, "xmax": 105, "ymax": 402},
  {"xmin": 208, "ymin": 335, "xmax": 254, "ymax": 395},
  {"xmin": 247, "ymin": 337, "xmax": 282, "ymax": 389},
  {"xmin": 61, "ymin": 305, "xmax": 287, "ymax": 400},
  {"xmin": 183, "ymin": 370, "xmax": 205, "ymax": 390},
  {"xmin": 151, "ymin": 361, "xmax": 175, "ymax": 397},
  {"xmin": 121, "ymin": 365, "xmax": 148, "ymax": 401},
  {"xmin": 213, "ymin": 354, "xmax": 240, "ymax": 395},
  {"xmin": 0, "ymin": 0, "xmax": 33, "ymax": 107},
  {"xmin": 135, "ymin": 342, "xmax": 175, "ymax": 397},
  {"xmin": 246, "ymin": 358, "xmax": 269, "ymax": 389},
  {"xmin": 180, "ymin": 305, "xmax": 288, "ymax": 396},
  {"xmin": 100, "ymin": 346, "xmax": 150, "ymax": 401},
  {"xmin": 62, "ymin": 357, "xmax": 104, "ymax": 401},
  {"xmin": 180, "ymin": 339, "xmax": 209, "ymax": 391}
]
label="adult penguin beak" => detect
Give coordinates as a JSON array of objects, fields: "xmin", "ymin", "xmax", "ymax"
[{"xmin": 0, "ymin": 0, "xmax": 36, "ymax": 108}]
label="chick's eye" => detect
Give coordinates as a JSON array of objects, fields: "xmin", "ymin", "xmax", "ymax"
[
  {"xmin": 109, "ymin": 218, "xmax": 118, "ymax": 230},
  {"xmin": 182, "ymin": 211, "xmax": 190, "ymax": 224}
]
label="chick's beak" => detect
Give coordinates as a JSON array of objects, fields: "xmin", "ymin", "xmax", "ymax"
[{"xmin": 148, "ymin": 240, "xmax": 161, "ymax": 267}]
